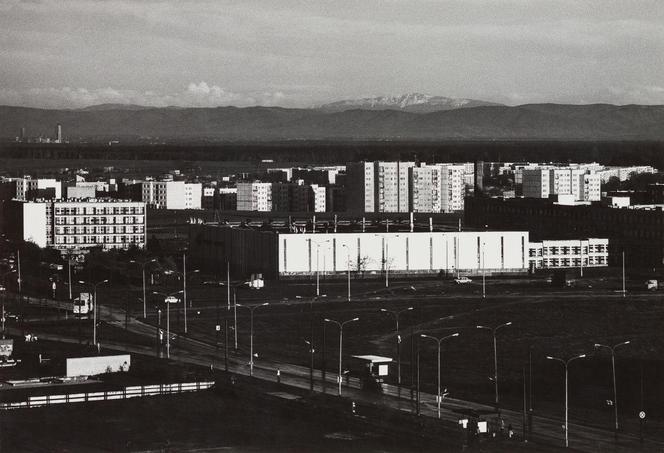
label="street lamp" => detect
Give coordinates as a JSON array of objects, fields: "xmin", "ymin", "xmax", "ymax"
[
  {"xmin": 78, "ymin": 279, "xmax": 108, "ymax": 347},
  {"xmin": 341, "ymin": 244, "xmax": 351, "ymax": 302},
  {"xmin": 482, "ymin": 241, "xmax": 486, "ymax": 299},
  {"xmin": 310, "ymin": 239, "xmax": 330, "ymax": 297},
  {"xmin": 324, "ymin": 317, "xmax": 359, "ymax": 396},
  {"xmin": 546, "ymin": 353, "xmax": 587, "ymax": 448},
  {"xmin": 420, "ymin": 332, "xmax": 459, "ymax": 419},
  {"xmin": 380, "ymin": 306, "xmax": 413, "ymax": 385},
  {"xmin": 237, "ymin": 302, "xmax": 269, "ymax": 376},
  {"xmin": 476, "ymin": 321, "xmax": 512, "ymax": 412},
  {"xmin": 129, "ymin": 258, "xmax": 157, "ymax": 318},
  {"xmin": 375, "ymin": 234, "xmax": 399, "ymax": 287},
  {"xmin": 594, "ymin": 341, "xmax": 631, "ymax": 435},
  {"xmin": 153, "ymin": 290, "xmax": 183, "ymax": 359},
  {"xmin": 304, "ymin": 339, "xmax": 315, "ymax": 391},
  {"xmin": 164, "ymin": 265, "xmax": 200, "ymax": 334}
]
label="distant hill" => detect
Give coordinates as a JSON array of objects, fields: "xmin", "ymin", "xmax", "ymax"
[
  {"xmin": 80, "ymin": 103, "xmax": 155, "ymax": 111},
  {"xmin": 318, "ymin": 93, "xmax": 502, "ymax": 113},
  {"xmin": 2, "ymin": 103, "xmax": 664, "ymax": 141}
]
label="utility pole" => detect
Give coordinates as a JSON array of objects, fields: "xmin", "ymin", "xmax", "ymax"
[
  {"xmin": 622, "ymin": 251, "xmax": 626, "ymax": 297},
  {"xmin": 183, "ymin": 253, "xmax": 188, "ymax": 334}
]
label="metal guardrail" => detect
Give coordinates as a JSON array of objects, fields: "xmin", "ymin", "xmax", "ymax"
[{"xmin": 0, "ymin": 381, "xmax": 215, "ymax": 410}]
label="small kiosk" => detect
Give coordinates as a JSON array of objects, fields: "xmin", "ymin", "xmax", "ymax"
[{"xmin": 351, "ymin": 355, "xmax": 393, "ymax": 393}]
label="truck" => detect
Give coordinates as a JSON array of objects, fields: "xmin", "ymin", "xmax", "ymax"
[{"xmin": 73, "ymin": 292, "xmax": 93, "ymax": 316}]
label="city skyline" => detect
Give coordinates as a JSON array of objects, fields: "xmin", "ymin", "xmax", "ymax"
[{"xmin": 2, "ymin": 0, "xmax": 664, "ymax": 109}]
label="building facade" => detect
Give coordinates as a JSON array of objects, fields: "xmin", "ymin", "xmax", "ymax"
[
  {"xmin": 189, "ymin": 226, "xmax": 608, "ymax": 279},
  {"xmin": 141, "ymin": 181, "xmax": 202, "ymax": 210},
  {"xmin": 5, "ymin": 199, "xmax": 146, "ymax": 251},
  {"xmin": 237, "ymin": 182, "xmax": 272, "ymax": 211}
]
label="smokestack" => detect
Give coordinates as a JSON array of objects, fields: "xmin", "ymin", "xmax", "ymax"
[
  {"xmin": 312, "ymin": 215, "xmax": 316, "ymax": 233},
  {"xmin": 362, "ymin": 217, "xmax": 366, "ymax": 232},
  {"xmin": 410, "ymin": 212, "xmax": 414, "ymax": 232},
  {"xmin": 334, "ymin": 214, "xmax": 337, "ymax": 233},
  {"xmin": 429, "ymin": 217, "xmax": 433, "ymax": 232},
  {"xmin": 56, "ymin": 123, "xmax": 62, "ymax": 143}
]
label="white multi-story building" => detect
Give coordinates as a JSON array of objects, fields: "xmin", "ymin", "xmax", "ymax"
[
  {"xmin": 346, "ymin": 162, "xmax": 414, "ymax": 213},
  {"xmin": 409, "ymin": 166, "xmax": 442, "ymax": 213},
  {"xmin": 528, "ymin": 238, "xmax": 608, "ymax": 270},
  {"xmin": 523, "ymin": 168, "xmax": 601, "ymax": 202},
  {"xmin": 237, "ymin": 182, "xmax": 272, "ymax": 211},
  {"xmin": 440, "ymin": 164, "xmax": 465, "ymax": 212},
  {"xmin": 10, "ymin": 177, "xmax": 62, "ymax": 201},
  {"xmin": 141, "ymin": 181, "xmax": 202, "ymax": 210},
  {"xmin": 8, "ymin": 199, "xmax": 146, "ymax": 251}
]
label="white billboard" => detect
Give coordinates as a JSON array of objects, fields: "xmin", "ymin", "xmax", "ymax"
[{"xmin": 66, "ymin": 354, "xmax": 131, "ymax": 377}]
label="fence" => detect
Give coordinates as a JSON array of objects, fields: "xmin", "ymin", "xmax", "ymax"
[{"xmin": 0, "ymin": 381, "xmax": 215, "ymax": 410}]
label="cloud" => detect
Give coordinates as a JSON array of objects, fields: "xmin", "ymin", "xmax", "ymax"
[{"xmin": 0, "ymin": 82, "xmax": 291, "ymax": 109}]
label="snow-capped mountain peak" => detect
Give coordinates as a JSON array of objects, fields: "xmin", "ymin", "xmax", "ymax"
[{"xmin": 318, "ymin": 93, "xmax": 501, "ymax": 113}]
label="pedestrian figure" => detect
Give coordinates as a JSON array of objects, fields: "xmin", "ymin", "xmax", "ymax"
[{"xmin": 508, "ymin": 424, "xmax": 514, "ymax": 439}]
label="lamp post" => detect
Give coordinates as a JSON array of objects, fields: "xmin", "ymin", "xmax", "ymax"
[
  {"xmin": 546, "ymin": 353, "xmax": 587, "ymax": 448},
  {"xmin": 341, "ymin": 244, "xmax": 351, "ymax": 302},
  {"xmin": 304, "ymin": 339, "xmax": 315, "ymax": 391},
  {"xmin": 420, "ymin": 332, "xmax": 459, "ymax": 419},
  {"xmin": 594, "ymin": 341, "xmax": 631, "ymax": 435},
  {"xmin": 237, "ymin": 302, "xmax": 269, "ymax": 376},
  {"xmin": 310, "ymin": 239, "xmax": 330, "ymax": 297},
  {"xmin": 476, "ymin": 321, "xmax": 512, "ymax": 412},
  {"xmin": 375, "ymin": 234, "xmax": 399, "ymax": 287},
  {"xmin": 481, "ymin": 241, "xmax": 486, "ymax": 299},
  {"xmin": 164, "ymin": 265, "xmax": 199, "ymax": 334},
  {"xmin": 153, "ymin": 290, "xmax": 183, "ymax": 359},
  {"xmin": 16, "ymin": 249, "xmax": 21, "ymax": 295},
  {"xmin": 78, "ymin": 279, "xmax": 108, "ymax": 347},
  {"xmin": 380, "ymin": 306, "xmax": 413, "ymax": 385},
  {"xmin": 324, "ymin": 317, "xmax": 359, "ymax": 396},
  {"xmin": 129, "ymin": 258, "xmax": 157, "ymax": 318},
  {"xmin": 219, "ymin": 280, "xmax": 251, "ymax": 350}
]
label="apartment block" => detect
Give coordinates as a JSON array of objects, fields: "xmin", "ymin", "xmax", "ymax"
[
  {"xmin": 5, "ymin": 199, "xmax": 146, "ymax": 251},
  {"xmin": 141, "ymin": 181, "xmax": 202, "ymax": 209},
  {"xmin": 346, "ymin": 161, "xmax": 414, "ymax": 213},
  {"xmin": 237, "ymin": 182, "xmax": 272, "ymax": 211}
]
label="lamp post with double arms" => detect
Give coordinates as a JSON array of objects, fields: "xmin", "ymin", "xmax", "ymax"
[
  {"xmin": 420, "ymin": 332, "xmax": 459, "ymax": 419},
  {"xmin": 546, "ymin": 353, "xmax": 587, "ymax": 448},
  {"xmin": 164, "ymin": 266, "xmax": 199, "ymax": 334},
  {"xmin": 78, "ymin": 279, "xmax": 108, "ymax": 347},
  {"xmin": 129, "ymin": 258, "xmax": 157, "ymax": 318},
  {"xmin": 237, "ymin": 302, "xmax": 269, "ymax": 376},
  {"xmin": 476, "ymin": 321, "xmax": 512, "ymax": 412},
  {"xmin": 324, "ymin": 317, "xmax": 359, "ymax": 396},
  {"xmin": 594, "ymin": 341, "xmax": 631, "ymax": 436},
  {"xmin": 153, "ymin": 290, "xmax": 183, "ymax": 359},
  {"xmin": 380, "ymin": 306, "xmax": 413, "ymax": 385}
]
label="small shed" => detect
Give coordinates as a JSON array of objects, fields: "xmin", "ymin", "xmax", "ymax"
[{"xmin": 351, "ymin": 355, "xmax": 393, "ymax": 377}]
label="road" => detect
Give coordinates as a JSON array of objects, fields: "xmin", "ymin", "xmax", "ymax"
[{"xmin": 11, "ymin": 291, "xmax": 664, "ymax": 452}]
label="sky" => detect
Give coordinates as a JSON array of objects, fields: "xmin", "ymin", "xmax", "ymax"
[{"xmin": 1, "ymin": 0, "xmax": 664, "ymax": 109}]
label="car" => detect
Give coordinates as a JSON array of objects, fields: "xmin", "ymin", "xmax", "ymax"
[
  {"xmin": 0, "ymin": 285, "xmax": 5, "ymax": 292},
  {"xmin": 454, "ymin": 276, "xmax": 472, "ymax": 284}
]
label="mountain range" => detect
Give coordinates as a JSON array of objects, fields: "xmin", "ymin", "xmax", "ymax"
[
  {"xmin": 318, "ymin": 93, "xmax": 502, "ymax": 113},
  {"xmin": 1, "ymin": 95, "xmax": 664, "ymax": 141}
]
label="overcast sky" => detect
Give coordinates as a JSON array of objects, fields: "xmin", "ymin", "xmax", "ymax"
[{"xmin": 1, "ymin": 0, "xmax": 663, "ymax": 109}]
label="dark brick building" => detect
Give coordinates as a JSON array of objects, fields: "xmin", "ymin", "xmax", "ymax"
[{"xmin": 465, "ymin": 196, "xmax": 664, "ymax": 267}]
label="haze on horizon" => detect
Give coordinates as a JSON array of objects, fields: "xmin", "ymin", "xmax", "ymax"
[{"xmin": 1, "ymin": 0, "xmax": 663, "ymax": 110}]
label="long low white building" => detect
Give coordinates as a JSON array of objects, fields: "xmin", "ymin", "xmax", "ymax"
[{"xmin": 189, "ymin": 226, "xmax": 608, "ymax": 279}]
